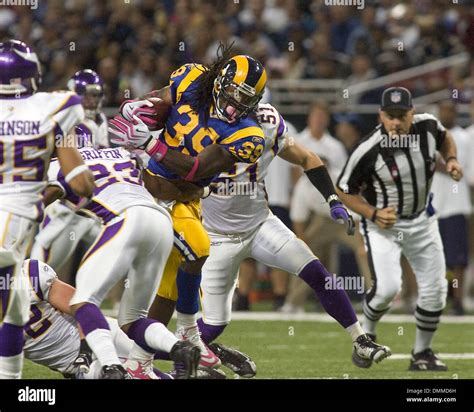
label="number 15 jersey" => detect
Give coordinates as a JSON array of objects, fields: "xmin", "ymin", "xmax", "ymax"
[{"xmin": 0, "ymin": 91, "xmax": 84, "ymax": 221}]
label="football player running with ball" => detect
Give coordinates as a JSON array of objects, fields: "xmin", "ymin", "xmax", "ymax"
[{"xmin": 109, "ymin": 45, "xmax": 269, "ymax": 374}]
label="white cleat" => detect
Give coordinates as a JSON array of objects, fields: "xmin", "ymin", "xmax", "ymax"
[
  {"xmin": 176, "ymin": 326, "xmax": 221, "ymax": 369},
  {"xmin": 123, "ymin": 359, "xmax": 159, "ymax": 380}
]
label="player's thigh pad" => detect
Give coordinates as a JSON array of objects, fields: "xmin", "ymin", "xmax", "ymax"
[
  {"xmin": 157, "ymin": 201, "xmax": 210, "ymax": 301},
  {"xmin": 118, "ymin": 208, "xmax": 174, "ymax": 325},
  {"xmin": 0, "ymin": 212, "xmax": 36, "ymax": 325},
  {"xmin": 201, "ymin": 231, "xmax": 249, "ymax": 325},
  {"xmin": 172, "ymin": 201, "xmax": 210, "ymax": 261},
  {"xmin": 250, "ymin": 214, "xmax": 315, "ymax": 275}
]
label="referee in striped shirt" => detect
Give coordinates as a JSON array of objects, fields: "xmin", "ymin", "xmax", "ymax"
[{"xmin": 337, "ymin": 87, "xmax": 463, "ymax": 371}]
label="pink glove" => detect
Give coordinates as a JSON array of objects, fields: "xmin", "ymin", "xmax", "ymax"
[
  {"xmin": 108, "ymin": 115, "xmax": 168, "ymax": 161},
  {"xmin": 119, "ymin": 99, "xmax": 160, "ymax": 129}
]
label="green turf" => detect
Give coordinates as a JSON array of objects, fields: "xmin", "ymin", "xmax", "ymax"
[{"xmin": 22, "ymin": 320, "xmax": 474, "ymax": 379}]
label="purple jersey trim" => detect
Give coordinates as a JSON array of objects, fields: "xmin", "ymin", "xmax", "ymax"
[
  {"xmin": 84, "ymin": 200, "xmax": 118, "ymax": 224},
  {"xmin": 28, "ymin": 259, "xmax": 43, "ymax": 301},
  {"xmin": 276, "ymin": 114, "xmax": 286, "ymax": 138},
  {"xmin": 54, "ymin": 94, "xmax": 82, "ymax": 115}
]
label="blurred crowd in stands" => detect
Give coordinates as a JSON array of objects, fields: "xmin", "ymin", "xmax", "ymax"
[
  {"xmin": 2, "ymin": 0, "xmax": 474, "ymax": 105},
  {"xmin": 2, "ymin": 0, "xmax": 474, "ymax": 314}
]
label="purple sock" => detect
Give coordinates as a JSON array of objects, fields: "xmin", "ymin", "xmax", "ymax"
[
  {"xmin": 153, "ymin": 367, "xmax": 173, "ymax": 379},
  {"xmin": 126, "ymin": 318, "xmax": 157, "ymax": 353},
  {"xmin": 299, "ymin": 260, "xmax": 357, "ymax": 328},
  {"xmin": 197, "ymin": 318, "xmax": 226, "ymax": 344},
  {"xmin": 0, "ymin": 323, "xmax": 24, "ymax": 357},
  {"xmin": 154, "ymin": 350, "xmax": 171, "ymax": 361},
  {"xmin": 74, "ymin": 303, "xmax": 109, "ymax": 335}
]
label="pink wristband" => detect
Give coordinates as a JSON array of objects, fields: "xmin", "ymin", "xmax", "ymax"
[
  {"xmin": 184, "ymin": 157, "xmax": 200, "ymax": 181},
  {"xmin": 146, "ymin": 138, "xmax": 168, "ymax": 161}
]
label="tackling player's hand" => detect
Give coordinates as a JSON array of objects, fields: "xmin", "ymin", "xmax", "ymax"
[
  {"xmin": 329, "ymin": 199, "xmax": 350, "ymax": 224},
  {"xmin": 119, "ymin": 99, "xmax": 160, "ymax": 129},
  {"xmin": 446, "ymin": 158, "xmax": 463, "ymax": 182},
  {"xmin": 372, "ymin": 206, "xmax": 397, "ymax": 229}
]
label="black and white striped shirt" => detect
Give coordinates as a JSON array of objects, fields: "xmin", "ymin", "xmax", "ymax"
[{"xmin": 337, "ymin": 114, "xmax": 446, "ymax": 218}]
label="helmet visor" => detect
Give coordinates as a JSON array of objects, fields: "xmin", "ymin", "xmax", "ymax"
[{"xmin": 217, "ymin": 83, "xmax": 261, "ymax": 123}]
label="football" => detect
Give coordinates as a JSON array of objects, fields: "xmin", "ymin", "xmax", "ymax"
[{"xmin": 146, "ymin": 97, "xmax": 171, "ymax": 130}]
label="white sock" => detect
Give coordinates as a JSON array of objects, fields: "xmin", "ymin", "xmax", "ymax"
[
  {"xmin": 0, "ymin": 353, "xmax": 23, "ymax": 379},
  {"xmin": 362, "ymin": 315, "xmax": 378, "ymax": 336},
  {"xmin": 144, "ymin": 322, "xmax": 179, "ymax": 353},
  {"xmin": 414, "ymin": 328, "xmax": 435, "ymax": 354},
  {"xmin": 176, "ymin": 312, "xmax": 197, "ymax": 330},
  {"xmin": 345, "ymin": 321, "xmax": 365, "ymax": 342},
  {"xmin": 86, "ymin": 329, "xmax": 121, "ymax": 367},
  {"xmin": 128, "ymin": 342, "xmax": 154, "ymax": 362}
]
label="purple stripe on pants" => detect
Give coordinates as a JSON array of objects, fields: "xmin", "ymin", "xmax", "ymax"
[
  {"xmin": 0, "ymin": 266, "xmax": 14, "ymax": 319},
  {"xmin": 81, "ymin": 218, "xmax": 124, "ymax": 264},
  {"xmin": 28, "ymin": 260, "xmax": 43, "ymax": 301}
]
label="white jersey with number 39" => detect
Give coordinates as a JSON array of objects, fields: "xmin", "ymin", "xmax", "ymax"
[{"xmin": 202, "ymin": 103, "xmax": 289, "ymax": 233}]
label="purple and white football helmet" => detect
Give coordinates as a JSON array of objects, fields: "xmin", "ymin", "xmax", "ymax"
[
  {"xmin": 67, "ymin": 69, "xmax": 104, "ymax": 119},
  {"xmin": 0, "ymin": 39, "xmax": 41, "ymax": 96}
]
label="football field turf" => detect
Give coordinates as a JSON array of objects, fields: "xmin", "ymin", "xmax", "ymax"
[{"xmin": 23, "ymin": 314, "xmax": 474, "ymax": 379}]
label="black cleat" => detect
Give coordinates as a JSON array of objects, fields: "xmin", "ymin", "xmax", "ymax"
[
  {"xmin": 352, "ymin": 334, "xmax": 391, "ymax": 368},
  {"xmin": 73, "ymin": 351, "xmax": 93, "ymax": 375},
  {"xmin": 196, "ymin": 366, "xmax": 227, "ymax": 379},
  {"xmin": 409, "ymin": 349, "xmax": 448, "ymax": 371},
  {"xmin": 208, "ymin": 342, "xmax": 256, "ymax": 378},
  {"xmin": 169, "ymin": 340, "xmax": 201, "ymax": 379},
  {"xmin": 100, "ymin": 364, "xmax": 131, "ymax": 379}
]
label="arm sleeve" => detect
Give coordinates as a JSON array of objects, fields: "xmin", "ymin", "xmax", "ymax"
[
  {"xmin": 273, "ymin": 113, "xmax": 290, "ymax": 155},
  {"xmin": 218, "ymin": 127, "xmax": 266, "ymax": 163},
  {"xmin": 424, "ymin": 114, "xmax": 447, "ymax": 150},
  {"xmin": 51, "ymin": 93, "xmax": 85, "ymax": 136},
  {"xmin": 169, "ymin": 64, "xmax": 205, "ymax": 105},
  {"xmin": 47, "ymin": 159, "xmax": 81, "ymax": 203},
  {"xmin": 337, "ymin": 146, "xmax": 370, "ymax": 195}
]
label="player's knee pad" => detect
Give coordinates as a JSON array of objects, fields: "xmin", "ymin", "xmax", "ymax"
[
  {"xmin": 417, "ymin": 277, "xmax": 448, "ymax": 312},
  {"xmin": 0, "ymin": 248, "xmax": 16, "ymax": 267},
  {"xmin": 3, "ymin": 278, "xmax": 30, "ymax": 325},
  {"xmin": 368, "ymin": 279, "xmax": 401, "ymax": 308},
  {"xmin": 275, "ymin": 238, "xmax": 315, "ymax": 275}
]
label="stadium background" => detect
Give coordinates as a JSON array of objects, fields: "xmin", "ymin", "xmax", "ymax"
[{"xmin": 3, "ymin": 0, "xmax": 474, "ymax": 378}]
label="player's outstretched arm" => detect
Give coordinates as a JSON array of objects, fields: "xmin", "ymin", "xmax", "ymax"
[
  {"xmin": 279, "ymin": 141, "xmax": 353, "ymax": 230},
  {"xmin": 48, "ymin": 278, "xmax": 77, "ymax": 316},
  {"xmin": 56, "ymin": 129, "xmax": 95, "ymax": 197}
]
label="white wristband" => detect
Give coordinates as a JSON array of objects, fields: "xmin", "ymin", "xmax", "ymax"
[
  {"xmin": 201, "ymin": 186, "xmax": 211, "ymax": 198},
  {"xmin": 65, "ymin": 165, "xmax": 90, "ymax": 183}
]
